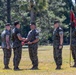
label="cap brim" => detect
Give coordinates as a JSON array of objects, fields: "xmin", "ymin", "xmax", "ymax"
[{"xmin": 5, "ymin": 25, "xmax": 10, "ymax": 26}]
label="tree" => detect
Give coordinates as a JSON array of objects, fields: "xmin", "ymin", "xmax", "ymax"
[
  {"xmin": 28, "ymin": 0, "xmax": 48, "ymax": 22},
  {"xmin": 0, "ymin": 0, "xmax": 74, "ymax": 45},
  {"xmin": 7, "ymin": 0, "xmax": 11, "ymax": 23}
]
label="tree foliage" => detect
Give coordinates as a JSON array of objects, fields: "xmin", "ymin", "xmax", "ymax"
[{"xmin": 0, "ymin": 0, "xmax": 74, "ymax": 45}]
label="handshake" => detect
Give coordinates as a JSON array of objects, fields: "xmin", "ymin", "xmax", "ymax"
[
  {"xmin": 21, "ymin": 38, "xmax": 28, "ymax": 46},
  {"xmin": 21, "ymin": 38, "xmax": 33, "ymax": 46}
]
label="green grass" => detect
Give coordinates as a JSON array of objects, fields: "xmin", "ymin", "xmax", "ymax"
[{"xmin": 0, "ymin": 45, "xmax": 76, "ymax": 75}]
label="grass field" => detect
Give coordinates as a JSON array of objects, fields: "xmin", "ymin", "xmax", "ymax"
[{"xmin": 0, "ymin": 45, "xmax": 76, "ymax": 75}]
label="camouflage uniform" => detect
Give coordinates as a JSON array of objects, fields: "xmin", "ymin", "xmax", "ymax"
[
  {"xmin": 71, "ymin": 29, "xmax": 76, "ymax": 66},
  {"xmin": 1, "ymin": 29, "xmax": 11, "ymax": 68},
  {"xmin": 53, "ymin": 27, "xmax": 63, "ymax": 67},
  {"xmin": 12, "ymin": 28, "xmax": 22, "ymax": 69},
  {"xmin": 27, "ymin": 29, "xmax": 39, "ymax": 68}
]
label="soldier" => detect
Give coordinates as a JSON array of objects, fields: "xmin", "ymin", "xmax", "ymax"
[
  {"xmin": 53, "ymin": 20, "xmax": 63, "ymax": 70},
  {"xmin": 26, "ymin": 22, "xmax": 39, "ymax": 70},
  {"xmin": 1, "ymin": 23, "xmax": 11, "ymax": 69},
  {"xmin": 12, "ymin": 21, "xmax": 26, "ymax": 70},
  {"xmin": 71, "ymin": 28, "xmax": 76, "ymax": 67}
]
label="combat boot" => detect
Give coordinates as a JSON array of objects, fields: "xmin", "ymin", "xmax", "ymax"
[
  {"xmin": 4, "ymin": 65, "xmax": 10, "ymax": 69},
  {"xmin": 56, "ymin": 66, "xmax": 61, "ymax": 70},
  {"xmin": 14, "ymin": 67, "xmax": 20, "ymax": 71},
  {"xmin": 72, "ymin": 63, "xmax": 76, "ymax": 67},
  {"xmin": 30, "ymin": 66, "xmax": 38, "ymax": 70}
]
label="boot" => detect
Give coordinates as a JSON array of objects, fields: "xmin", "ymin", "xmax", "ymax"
[
  {"xmin": 4, "ymin": 65, "xmax": 10, "ymax": 69},
  {"xmin": 56, "ymin": 66, "xmax": 61, "ymax": 70},
  {"xmin": 30, "ymin": 66, "xmax": 38, "ymax": 70},
  {"xmin": 14, "ymin": 66, "xmax": 20, "ymax": 70},
  {"xmin": 72, "ymin": 63, "xmax": 76, "ymax": 67}
]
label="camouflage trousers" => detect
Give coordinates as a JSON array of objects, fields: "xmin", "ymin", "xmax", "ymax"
[
  {"xmin": 53, "ymin": 46, "xmax": 62, "ymax": 66},
  {"xmin": 13, "ymin": 46, "xmax": 22, "ymax": 68},
  {"xmin": 28, "ymin": 44, "xmax": 38, "ymax": 68},
  {"xmin": 71, "ymin": 45, "xmax": 76, "ymax": 64},
  {"xmin": 3, "ymin": 48, "xmax": 11, "ymax": 67}
]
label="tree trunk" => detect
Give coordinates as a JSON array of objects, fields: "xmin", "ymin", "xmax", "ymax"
[
  {"xmin": 30, "ymin": 8, "xmax": 36, "ymax": 22},
  {"xmin": 30, "ymin": 0, "xmax": 36, "ymax": 23},
  {"xmin": 7, "ymin": 0, "xmax": 11, "ymax": 23}
]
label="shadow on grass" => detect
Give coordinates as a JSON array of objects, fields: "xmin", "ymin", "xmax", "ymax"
[
  {"xmin": 13, "ymin": 69, "xmax": 25, "ymax": 71},
  {"xmin": 25, "ymin": 68, "xmax": 41, "ymax": 70}
]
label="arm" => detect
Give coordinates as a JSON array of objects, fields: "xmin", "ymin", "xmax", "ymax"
[
  {"xmin": 28, "ymin": 38, "xmax": 39, "ymax": 44},
  {"xmin": 17, "ymin": 33, "xmax": 26, "ymax": 41},
  {"xmin": 6, "ymin": 35, "xmax": 10, "ymax": 49},
  {"xmin": 32, "ymin": 38, "xmax": 39, "ymax": 44},
  {"xmin": 60, "ymin": 33, "xmax": 63, "ymax": 46},
  {"xmin": 59, "ymin": 30, "xmax": 63, "ymax": 49}
]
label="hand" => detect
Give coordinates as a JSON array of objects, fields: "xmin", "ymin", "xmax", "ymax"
[
  {"xmin": 27, "ymin": 41, "xmax": 32, "ymax": 45},
  {"xmin": 22, "ymin": 38, "xmax": 26, "ymax": 41},
  {"xmin": 59, "ymin": 45, "xmax": 62, "ymax": 49},
  {"xmin": 7, "ymin": 46, "xmax": 10, "ymax": 49},
  {"xmin": 21, "ymin": 42, "xmax": 25, "ymax": 46},
  {"xmin": 22, "ymin": 38, "xmax": 28, "ymax": 42}
]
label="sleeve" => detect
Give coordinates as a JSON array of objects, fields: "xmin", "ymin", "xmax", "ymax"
[
  {"xmin": 16, "ymin": 29, "xmax": 22, "ymax": 37},
  {"xmin": 1, "ymin": 31, "xmax": 5, "ymax": 39},
  {"xmin": 6, "ymin": 31, "xmax": 10, "ymax": 41},
  {"xmin": 35, "ymin": 30, "xmax": 39, "ymax": 39},
  {"xmin": 1, "ymin": 33, "xmax": 4, "ymax": 39},
  {"xmin": 6, "ymin": 31, "xmax": 10, "ymax": 36},
  {"xmin": 59, "ymin": 28, "xmax": 63, "ymax": 35},
  {"xmin": 74, "ymin": 29, "xmax": 76, "ymax": 35}
]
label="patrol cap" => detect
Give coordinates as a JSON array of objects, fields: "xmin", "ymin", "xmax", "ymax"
[
  {"xmin": 54, "ymin": 20, "xmax": 60, "ymax": 24},
  {"xmin": 14, "ymin": 21, "xmax": 19, "ymax": 26},
  {"xmin": 30, "ymin": 22, "xmax": 36, "ymax": 26},
  {"xmin": 5, "ymin": 23, "xmax": 10, "ymax": 26}
]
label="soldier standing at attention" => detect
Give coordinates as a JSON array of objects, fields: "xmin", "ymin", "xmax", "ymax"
[
  {"xmin": 26, "ymin": 22, "xmax": 39, "ymax": 70},
  {"xmin": 12, "ymin": 21, "xmax": 26, "ymax": 70},
  {"xmin": 1, "ymin": 23, "xmax": 11, "ymax": 69},
  {"xmin": 53, "ymin": 20, "xmax": 63, "ymax": 70},
  {"xmin": 71, "ymin": 28, "xmax": 76, "ymax": 67}
]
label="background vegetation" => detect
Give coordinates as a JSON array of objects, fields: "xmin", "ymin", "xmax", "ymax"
[{"xmin": 0, "ymin": 0, "xmax": 74, "ymax": 45}]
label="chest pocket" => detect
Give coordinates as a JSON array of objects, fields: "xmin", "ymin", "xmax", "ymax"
[
  {"xmin": 53, "ymin": 29, "xmax": 60, "ymax": 41},
  {"xmin": 28, "ymin": 31, "xmax": 36, "ymax": 42}
]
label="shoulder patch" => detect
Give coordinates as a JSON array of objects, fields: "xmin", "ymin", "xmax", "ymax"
[
  {"xmin": 59, "ymin": 27, "xmax": 63, "ymax": 31},
  {"xmin": 36, "ymin": 30, "xmax": 38, "ymax": 33},
  {"xmin": 35, "ymin": 29, "xmax": 39, "ymax": 33},
  {"xmin": 59, "ymin": 27, "xmax": 62, "ymax": 30},
  {"xmin": 2, "ymin": 30, "xmax": 6, "ymax": 35}
]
